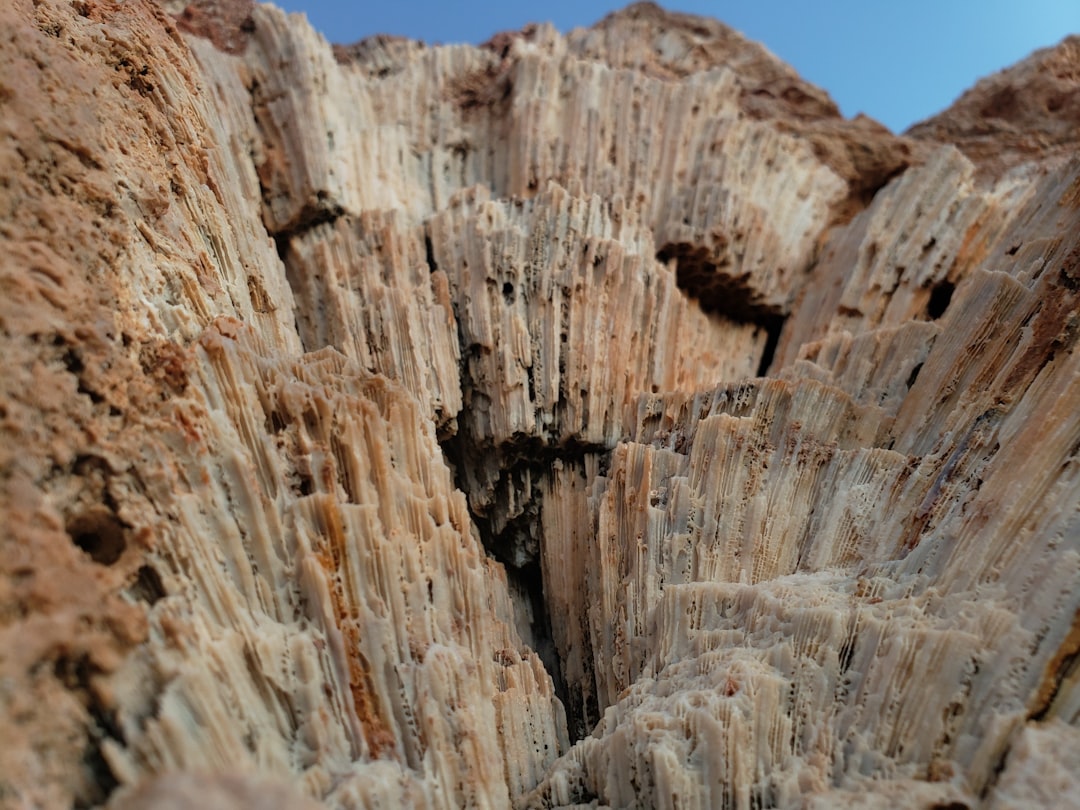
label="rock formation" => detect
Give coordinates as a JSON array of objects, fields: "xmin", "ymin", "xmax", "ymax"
[{"xmin": 1, "ymin": 0, "xmax": 1078, "ymax": 807}]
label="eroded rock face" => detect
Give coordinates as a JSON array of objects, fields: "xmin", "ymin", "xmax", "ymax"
[{"xmin": 1, "ymin": 1, "xmax": 1078, "ymax": 808}]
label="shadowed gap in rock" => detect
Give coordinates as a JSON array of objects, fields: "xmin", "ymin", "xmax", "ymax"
[{"xmin": 657, "ymin": 242, "xmax": 787, "ymax": 376}]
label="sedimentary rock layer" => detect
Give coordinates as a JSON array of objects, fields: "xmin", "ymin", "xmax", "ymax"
[{"xmin": 1, "ymin": 1, "xmax": 1078, "ymax": 808}]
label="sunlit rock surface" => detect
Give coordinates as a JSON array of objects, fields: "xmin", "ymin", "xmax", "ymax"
[{"xmin": 1, "ymin": 0, "xmax": 1078, "ymax": 807}]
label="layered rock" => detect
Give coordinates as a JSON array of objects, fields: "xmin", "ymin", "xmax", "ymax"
[{"xmin": 1, "ymin": 1, "xmax": 1078, "ymax": 808}]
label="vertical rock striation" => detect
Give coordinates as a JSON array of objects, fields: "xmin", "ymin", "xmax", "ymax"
[{"xmin": 1, "ymin": 1, "xmax": 1078, "ymax": 807}]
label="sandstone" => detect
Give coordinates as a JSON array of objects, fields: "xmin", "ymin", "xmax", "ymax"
[{"xmin": 1, "ymin": 1, "xmax": 1078, "ymax": 808}]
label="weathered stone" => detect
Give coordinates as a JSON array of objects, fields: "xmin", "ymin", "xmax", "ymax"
[{"xmin": 1, "ymin": 1, "xmax": 1078, "ymax": 808}]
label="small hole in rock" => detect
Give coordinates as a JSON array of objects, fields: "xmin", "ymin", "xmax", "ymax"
[
  {"xmin": 66, "ymin": 506, "xmax": 126, "ymax": 566},
  {"xmin": 906, "ymin": 362, "xmax": 924, "ymax": 389},
  {"xmin": 297, "ymin": 474, "xmax": 314, "ymax": 496},
  {"xmin": 62, "ymin": 347, "xmax": 84, "ymax": 374},
  {"xmin": 927, "ymin": 280, "xmax": 955, "ymax": 320},
  {"xmin": 131, "ymin": 565, "xmax": 166, "ymax": 604}
]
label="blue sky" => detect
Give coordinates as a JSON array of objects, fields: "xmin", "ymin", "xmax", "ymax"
[{"xmin": 271, "ymin": 1, "xmax": 1079, "ymax": 133}]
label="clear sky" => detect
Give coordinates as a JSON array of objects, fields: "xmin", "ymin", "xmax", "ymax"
[{"xmin": 270, "ymin": 1, "xmax": 1079, "ymax": 133}]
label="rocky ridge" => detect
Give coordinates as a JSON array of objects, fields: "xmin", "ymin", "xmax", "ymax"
[{"xmin": 1, "ymin": 1, "xmax": 1079, "ymax": 808}]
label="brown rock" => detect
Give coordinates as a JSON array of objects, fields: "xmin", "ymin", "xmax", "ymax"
[
  {"xmin": 164, "ymin": 0, "xmax": 256, "ymax": 55},
  {"xmin": 568, "ymin": 2, "xmax": 925, "ymax": 222},
  {"xmin": 908, "ymin": 35, "xmax": 1080, "ymax": 179},
  {"xmin": 1, "ymin": 2, "xmax": 1078, "ymax": 809}
]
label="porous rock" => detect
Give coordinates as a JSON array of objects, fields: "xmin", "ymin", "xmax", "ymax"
[{"xmin": 1, "ymin": 1, "xmax": 1078, "ymax": 808}]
